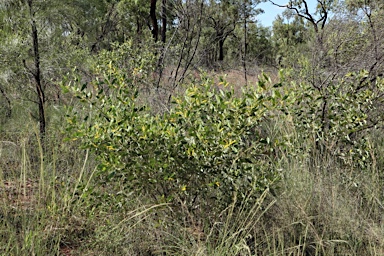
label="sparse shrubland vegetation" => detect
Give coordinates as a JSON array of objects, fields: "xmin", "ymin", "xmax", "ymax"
[{"xmin": 0, "ymin": 0, "xmax": 383, "ymax": 255}]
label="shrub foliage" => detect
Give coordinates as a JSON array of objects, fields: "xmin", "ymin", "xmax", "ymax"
[{"xmin": 66, "ymin": 43, "xmax": 287, "ymax": 209}]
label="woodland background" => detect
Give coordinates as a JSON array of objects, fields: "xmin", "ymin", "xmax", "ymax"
[{"xmin": 0, "ymin": 0, "xmax": 383, "ymax": 255}]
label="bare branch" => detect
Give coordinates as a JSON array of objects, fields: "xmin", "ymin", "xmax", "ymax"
[
  {"xmin": 318, "ymin": 0, "xmax": 328, "ymax": 30},
  {"xmin": 269, "ymin": 0, "xmax": 318, "ymax": 32}
]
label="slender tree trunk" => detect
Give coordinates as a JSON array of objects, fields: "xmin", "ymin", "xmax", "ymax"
[
  {"xmin": 218, "ymin": 36, "xmax": 224, "ymax": 61},
  {"xmin": 156, "ymin": 0, "xmax": 168, "ymax": 89},
  {"xmin": 243, "ymin": 13, "xmax": 248, "ymax": 86},
  {"xmin": 28, "ymin": 0, "xmax": 46, "ymax": 138},
  {"xmin": 161, "ymin": 0, "xmax": 167, "ymax": 43},
  {"xmin": 150, "ymin": 0, "xmax": 158, "ymax": 42}
]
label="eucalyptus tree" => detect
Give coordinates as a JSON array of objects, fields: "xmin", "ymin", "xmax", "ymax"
[
  {"xmin": 0, "ymin": 0, "xmax": 92, "ymax": 137},
  {"xmin": 203, "ymin": 0, "xmax": 240, "ymax": 64},
  {"xmin": 0, "ymin": 0, "xmax": 52, "ymax": 136}
]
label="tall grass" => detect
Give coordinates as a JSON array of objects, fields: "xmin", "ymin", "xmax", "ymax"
[
  {"xmin": 0, "ymin": 107, "xmax": 383, "ymax": 255},
  {"xmin": 0, "ymin": 119, "xmax": 92, "ymax": 254}
]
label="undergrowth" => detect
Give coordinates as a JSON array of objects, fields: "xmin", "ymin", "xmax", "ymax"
[{"xmin": 0, "ymin": 79, "xmax": 383, "ymax": 256}]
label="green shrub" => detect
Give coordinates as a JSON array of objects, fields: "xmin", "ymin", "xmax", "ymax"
[
  {"xmin": 65, "ymin": 44, "xmax": 289, "ymax": 213},
  {"xmin": 287, "ymin": 69, "xmax": 384, "ymax": 169}
]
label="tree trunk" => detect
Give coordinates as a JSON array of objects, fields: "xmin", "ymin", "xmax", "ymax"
[
  {"xmin": 28, "ymin": 0, "xmax": 46, "ymax": 138},
  {"xmin": 161, "ymin": 0, "xmax": 167, "ymax": 43},
  {"xmin": 150, "ymin": 0, "xmax": 158, "ymax": 42},
  {"xmin": 218, "ymin": 37, "xmax": 224, "ymax": 61},
  {"xmin": 243, "ymin": 14, "xmax": 248, "ymax": 86}
]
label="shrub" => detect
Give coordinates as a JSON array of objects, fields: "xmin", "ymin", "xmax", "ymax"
[
  {"xmin": 65, "ymin": 44, "xmax": 288, "ymax": 213},
  {"xmin": 287, "ymin": 69, "xmax": 384, "ymax": 169}
]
